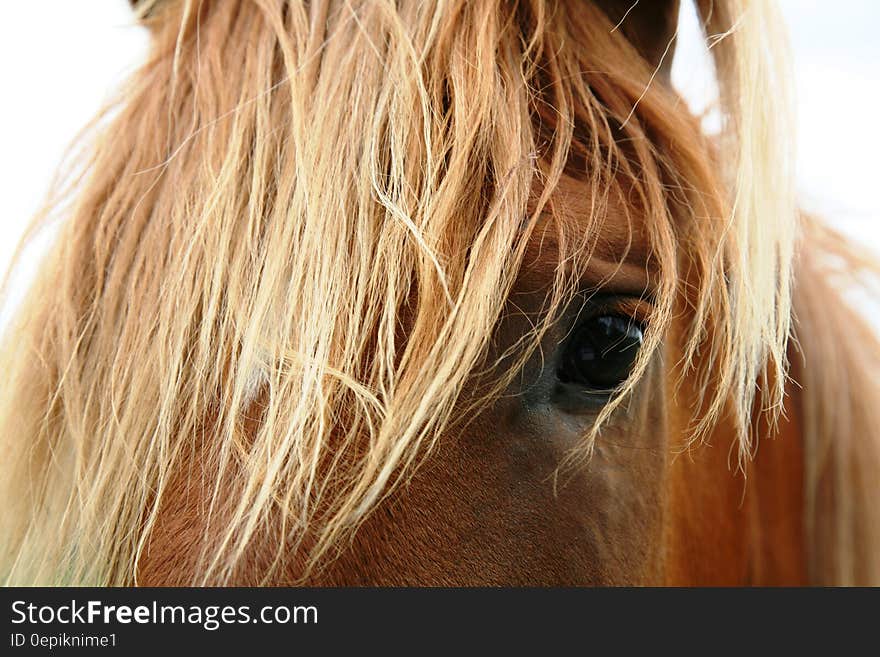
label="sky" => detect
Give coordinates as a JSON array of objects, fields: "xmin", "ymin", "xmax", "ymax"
[{"xmin": 1, "ymin": 1, "xmax": 878, "ymax": 312}]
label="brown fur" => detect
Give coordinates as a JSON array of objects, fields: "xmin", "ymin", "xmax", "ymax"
[
  {"xmin": 5, "ymin": 0, "xmax": 878, "ymax": 587},
  {"xmin": 141, "ymin": 176, "xmax": 814, "ymax": 586}
]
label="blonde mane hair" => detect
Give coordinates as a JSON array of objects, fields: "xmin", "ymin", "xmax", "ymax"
[{"xmin": 1, "ymin": 0, "xmax": 877, "ymax": 585}]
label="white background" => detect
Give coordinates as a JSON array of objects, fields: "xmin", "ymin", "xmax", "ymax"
[{"xmin": 1, "ymin": 1, "xmax": 878, "ymax": 310}]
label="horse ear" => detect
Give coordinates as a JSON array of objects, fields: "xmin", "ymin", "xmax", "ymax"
[
  {"xmin": 129, "ymin": 0, "xmax": 161, "ymax": 21},
  {"xmin": 594, "ymin": 0, "xmax": 681, "ymax": 78}
]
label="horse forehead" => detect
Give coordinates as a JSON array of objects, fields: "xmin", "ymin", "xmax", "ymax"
[{"xmin": 523, "ymin": 174, "xmax": 653, "ymax": 288}]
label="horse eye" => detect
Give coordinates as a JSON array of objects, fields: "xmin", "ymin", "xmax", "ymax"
[{"xmin": 557, "ymin": 315, "xmax": 644, "ymax": 392}]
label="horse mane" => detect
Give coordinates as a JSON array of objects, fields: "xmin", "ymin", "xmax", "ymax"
[
  {"xmin": 792, "ymin": 217, "xmax": 880, "ymax": 585},
  {"xmin": 0, "ymin": 0, "xmax": 874, "ymax": 585}
]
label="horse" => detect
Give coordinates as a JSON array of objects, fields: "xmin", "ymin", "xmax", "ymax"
[{"xmin": 1, "ymin": 0, "xmax": 878, "ymax": 586}]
